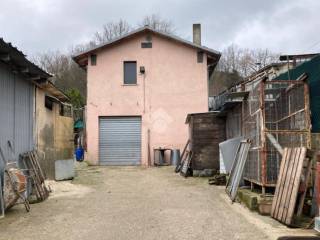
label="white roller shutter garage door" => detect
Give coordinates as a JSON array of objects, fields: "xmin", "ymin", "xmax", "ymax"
[{"xmin": 99, "ymin": 116, "xmax": 141, "ymax": 165}]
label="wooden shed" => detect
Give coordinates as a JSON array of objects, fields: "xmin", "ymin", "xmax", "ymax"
[{"xmin": 185, "ymin": 112, "xmax": 226, "ymax": 171}]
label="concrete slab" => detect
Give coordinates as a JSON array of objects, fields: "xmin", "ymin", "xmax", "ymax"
[{"xmin": 54, "ymin": 159, "xmax": 75, "ymax": 181}]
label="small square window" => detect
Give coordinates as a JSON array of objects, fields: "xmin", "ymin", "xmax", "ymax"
[
  {"xmin": 145, "ymin": 34, "xmax": 152, "ymax": 42},
  {"xmin": 141, "ymin": 42, "xmax": 152, "ymax": 48},
  {"xmin": 91, "ymin": 54, "xmax": 97, "ymax": 66},
  {"xmin": 197, "ymin": 51, "xmax": 204, "ymax": 63},
  {"xmin": 59, "ymin": 104, "xmax": 72, "ymax": 117},
  {"xmin": 45, "ymin": 96, "xmax": 53, "ymax": 110},
  {"xmin": 124, "ymin": 61, "xmax": 137, "ymax": 84}
]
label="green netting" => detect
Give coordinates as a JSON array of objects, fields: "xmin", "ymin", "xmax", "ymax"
[{"xmin": 275, "ymin": 55, "xmax": 320, "ymax": 133}]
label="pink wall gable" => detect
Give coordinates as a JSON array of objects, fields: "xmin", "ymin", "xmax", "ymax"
[{"xmin": 86, "ymin": 33, "xmax": 209, "ymax": 165}]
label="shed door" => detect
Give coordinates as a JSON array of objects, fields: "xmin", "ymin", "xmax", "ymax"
[{"xmin": 99, "ymin": 117, "xmax": 141, "ymax": 165}]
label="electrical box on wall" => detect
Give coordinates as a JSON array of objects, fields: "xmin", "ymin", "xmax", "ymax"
[{"xmin": 140, "ymin": 66, "xmax": 145, "ymax": 74}]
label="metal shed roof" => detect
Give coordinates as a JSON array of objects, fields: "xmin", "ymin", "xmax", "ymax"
[
  {"xmin": 0, "ymin": 38, "xmax": 69, "ymax": 102},
  {"xmin": 0, "ymin": 38, "xmax": 52, "ymax": 81}
]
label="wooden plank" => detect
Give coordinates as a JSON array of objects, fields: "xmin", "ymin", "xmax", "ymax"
[
  {"xmin": 180, "ymin": 140, "xmax": 190, "ymax": 161},
  {"xmin": 273, "ymin": 148, "xmax": 292, "ymax": 219},
  {"xmin": 281, "ymin": 148, "xmax": 301, "ymax": 223},
  {"xmin": 26, "ymin": 152, "xmax": 49, "ymax": 201},
  {"xmin": 285, "ymin": 147, "xmax": 307, "ymax": 225},
  {"xmin": 31, "ymin": 151, "xmax": 46, "ymax": 182},
  {"xmin": 26, "ymin": 153, "xmax": 43, "ymax": 199},
  {"xmin": 277, "ymin": 148, "xmax": 296, "ymax": 221},
  {"xmin": 180, "ymin": 152, "xmax": 192, "ymax": 177},
  {"xmin": 274, "ymin": 149, "xmax": 293, "ymax": 220},
  {"xmin": 296, "ymin": 156, "xmax": 312, "ymax": 217},
  {"xmin": 30, "ymin": 152, "xmax": 44, "ymax": 182},
  {"xmin": 271, "ymin": 148, "xmax": 289, "ymax": 217}
]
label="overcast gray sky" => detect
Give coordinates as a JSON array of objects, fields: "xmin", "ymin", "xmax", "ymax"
[{"xmin": 1, "ymin": 0, "xmax": 320, "ymax": 57}]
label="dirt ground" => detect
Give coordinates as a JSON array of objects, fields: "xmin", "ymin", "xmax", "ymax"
[{"xmin": 0, "ymin": 164, "xmax": 317, "ymax": 240}]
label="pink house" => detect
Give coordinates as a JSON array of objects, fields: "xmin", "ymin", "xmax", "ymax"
[{"xmin": 73, "ymin": 24, "xmax": 220, "ymax": 166}]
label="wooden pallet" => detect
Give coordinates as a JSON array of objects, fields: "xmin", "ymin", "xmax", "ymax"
[
  {"xmin": 271, "ymin": 147, "xmax": 312, "ymax": 225},
  {"xmin": 22, "ymin": 151, "xmax": 49, "ymax": 202}
]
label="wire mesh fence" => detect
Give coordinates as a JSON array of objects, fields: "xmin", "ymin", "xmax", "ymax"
[{"xmin": 242, "ymin": 77, "xmax": 310, "ymax": 186}]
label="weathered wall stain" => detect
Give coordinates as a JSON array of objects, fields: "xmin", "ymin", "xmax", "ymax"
[
  {"xmin": 40, "ymin": 124, "xmax": 54, "ymax": 148},
  {"xmin": 36, "ymin": 88, "xmax": 74, "ymax": 179}
]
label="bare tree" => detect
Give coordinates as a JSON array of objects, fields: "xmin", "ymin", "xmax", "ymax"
[
  {"xmin": 93, "ymin": 19, "xmax": 131, "ymax": 45},
  {"xmin": 211, "ymin": 44, "xmax": 279, "ymax": 96},
  {"xmin": 92, "ymin": 15, "xmax": 174, "ymax": 47},
  {"xmin": 33, "ymin": 51, "xmax": 86, "ymax": 98},
  {"xmin": 70, "ymin": 41, "xmax": 97, "ymax": 54},
  {"xmin": 217, "ymin": 44, "xmax": 279, "ymax": 77},
  {"xmin": 139, "ymin": 14, "xmax": 175, "ymax": 33}
]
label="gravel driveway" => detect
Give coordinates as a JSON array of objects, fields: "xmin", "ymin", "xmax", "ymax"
[{"xmin": 0, "ymin": 165, "xmax": 314, "ymax": 240}]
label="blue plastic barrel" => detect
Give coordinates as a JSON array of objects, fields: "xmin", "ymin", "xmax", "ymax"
[{"xmin": 75, "ymin": 147, "xmax": 84, "ymax": 162}]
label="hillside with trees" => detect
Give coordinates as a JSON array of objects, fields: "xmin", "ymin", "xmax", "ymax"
[{"xmin": 33, "ymin": 15, "xmax": 278, "ymax": 111}]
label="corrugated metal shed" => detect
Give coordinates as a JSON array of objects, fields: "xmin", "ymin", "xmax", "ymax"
[
  {"xmin": 275, "ymin": 55, "xmax": 320, "ymax": 132},
  {"xmin": 0, "ymin": 63, "xmax": 34, "ymax": 167},
  {"xmin": 0, "ymin": 38, "xmax": 51, "ymax": 170}
]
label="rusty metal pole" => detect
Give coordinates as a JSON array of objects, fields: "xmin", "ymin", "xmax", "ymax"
[
  {"xmin": 303, "ymin": 80, "xmax": 311, "ymax": 149},
  {"xmin": 315, "ymin": 152, "xmax": 320, "ymax": 216},
  {"xmin": 260, "ymin": 79, "xmax": 267, "ymax": 194}
]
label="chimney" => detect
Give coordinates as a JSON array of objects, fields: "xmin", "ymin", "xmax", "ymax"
[{"xmin": 193, "ymin": 24, "xmax": 201, "ymax": 45}]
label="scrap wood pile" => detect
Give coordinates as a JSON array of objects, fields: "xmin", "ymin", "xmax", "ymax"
[
  {"xmin": 208, "ymin": 174, "xmax": 226, "ymax": 185},
  {"xmin": 21, "ymin": 151, "xmax": 50, "ymax": 202},
  {"xmin": 175, "ymin": 140, "xmax": 193, "ymax": 177},
  {"xmin": 271, "ymin": 147, "xmax": 313, "ymax": 226}
]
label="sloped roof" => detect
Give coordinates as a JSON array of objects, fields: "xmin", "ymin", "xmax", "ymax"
[
  {"xmin": 0, "ymin": 38, "xmax": 69, "ymax": 102},
  {"xmin": 0, "ymin": 38, "xmax": 51, "ymax": 80},
  {"xmin": 73, "ymin": 26, "xmax": 221, "ymax": 66},
  {"xmin": 38, "ymin": 80, "xmax": 70, "ymax": 102}
]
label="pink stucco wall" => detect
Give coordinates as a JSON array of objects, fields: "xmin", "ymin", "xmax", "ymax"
[{"xmin": 86, "ymin": 33, "xmax": 209, "ymax": 165}]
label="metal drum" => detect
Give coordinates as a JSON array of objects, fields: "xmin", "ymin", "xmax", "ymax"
[{"xmin": 170, "ymin": 149, "xmax": 181, "ymax": 166}]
